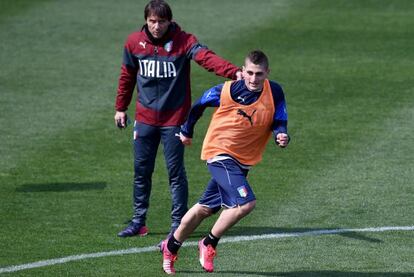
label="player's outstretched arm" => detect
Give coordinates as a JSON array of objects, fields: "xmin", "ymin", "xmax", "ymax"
[{"xmin": 180, "ymin": 84, "xmax": 222, "ymax": 141}]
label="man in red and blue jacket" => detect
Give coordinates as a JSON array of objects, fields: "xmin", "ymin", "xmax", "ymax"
[{"xmin": 114, "ymin": 0, "xmax": 241, "ymax": 237}]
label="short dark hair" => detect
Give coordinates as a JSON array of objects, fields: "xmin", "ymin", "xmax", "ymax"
[
  {"xmin": 144, "ymin": 0, "xmax": 173, "ymax": 21},
  {"xmin": 246, "ymin": 50, "xmax": 269, "ymax": 69}
]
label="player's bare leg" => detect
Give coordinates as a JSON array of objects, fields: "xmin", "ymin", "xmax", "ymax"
[
  {"xmin": 211, "ymin": 200, "xmax": 256, "ymax": 238},
  {"xmin": 161, "ymin": 203, "xmax": 213, "ymax": 274},
  {"xmin": 199, "ymin": 200, "xmax": 256, "ymax": 272},
  {"xmin": 173, "ymin": 203, "xmax": 213, "ymax": 242}
]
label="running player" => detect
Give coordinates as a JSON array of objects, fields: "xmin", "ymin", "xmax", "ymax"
[{"xmin": 159, "ymin": 50, "xmax": 290, "ymax": 274}]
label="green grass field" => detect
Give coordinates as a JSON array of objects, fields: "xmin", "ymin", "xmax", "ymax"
[{"xmin": 1, "ymin": 0, "xmax": 413, "ymax": 276}]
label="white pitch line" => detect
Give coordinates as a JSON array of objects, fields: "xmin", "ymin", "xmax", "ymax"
[{"xmin": 1, "ymin": 225, "xmax": 413, "ymax": 274}]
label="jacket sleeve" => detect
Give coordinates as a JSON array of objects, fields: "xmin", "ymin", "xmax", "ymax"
[
  {"xmin": 184, "ymin": 33, "xmax": 239, "ymax": 80},
  {"xmin": 115, "ymin": 40, "xmax": 139, "ymax": 111},
  {"xmin": 193, "ymin": 48, "xmax": 240, "ymax": 80}
]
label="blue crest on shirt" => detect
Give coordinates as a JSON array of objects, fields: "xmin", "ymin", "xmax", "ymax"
[{"xmin": 164, "ymin": 41, "xmax": 173, "ymax": 52}]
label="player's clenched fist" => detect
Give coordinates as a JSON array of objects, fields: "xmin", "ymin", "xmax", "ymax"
[
  {"xmin": 180, "ymin": 132, "xmax": 192, "ymax": 146},
  {"xmin": 276, "ymin": 133, "xmax": 289, "ymax": 148}
]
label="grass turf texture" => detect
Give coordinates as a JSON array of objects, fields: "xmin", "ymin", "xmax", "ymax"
[{"xmin": 1, "ymin": 0, "xmax": 413, "ymax": 276}]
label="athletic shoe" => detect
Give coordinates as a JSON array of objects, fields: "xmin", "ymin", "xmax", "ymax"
[
  {"xmin": 198, "ymin": 238, "xmax": 216, "ymax": 272},
  {"xmin": 160, "ymin": 239, "xmax": 177, "ymax": 275},
  {"xmin": 117, "ymin": 223, "xmax": 148, "ymax": 237}
]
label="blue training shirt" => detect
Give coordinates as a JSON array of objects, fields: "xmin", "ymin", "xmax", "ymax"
[{"xmin": 181, "ymin": 79, "xmax": 288, "ymax": 139}]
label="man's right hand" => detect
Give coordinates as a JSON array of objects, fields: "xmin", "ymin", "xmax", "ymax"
[
  {"xmin": 114, "ymin": 111, "xmax": 126, "ymax": 129},
  {"xmin": 179, "ymin": 132, "xmax": 192, "ymax": 146},
  {"xmin": 235, "ymin": 70, "xmax": 243, "ymax": 80}
]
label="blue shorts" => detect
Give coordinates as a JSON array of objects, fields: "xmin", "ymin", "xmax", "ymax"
[{"xmin": 198, "ymin": 159, "xmax": 256, "ymax": 212}]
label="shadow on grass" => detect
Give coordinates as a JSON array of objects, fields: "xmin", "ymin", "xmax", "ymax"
[
  {"xmin": 118, "ymin": 219, "xmax": 210, "ymax": 237},
  {"xmin": 180, "ymin": 270, "xmax": 413, "ymax": 276},
  {"xmin": 16, "ymin": 182, "xmax": 107, "ymax": 192},
  {"xmin": 226, "ymin": 226, "xmax": 383, "ymax": 243},
  {"xmin": 130, "ymin": 225, "xmax": 383, "ymax": 244}
]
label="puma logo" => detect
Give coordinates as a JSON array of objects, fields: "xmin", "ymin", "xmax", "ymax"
[
  {"xmin": 237, "ymin": 109, "xmax": 256, "ymax": 126},
  {"xmin": 139, "ymin": 41, "xmax": 147, "ymax": 49}
]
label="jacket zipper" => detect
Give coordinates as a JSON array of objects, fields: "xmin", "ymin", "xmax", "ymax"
[{"xmin": 154, "ymin": 45, "xmax": 159, "ymax": 123}]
